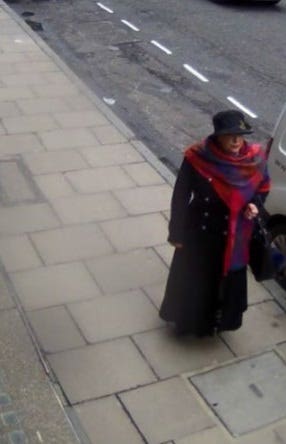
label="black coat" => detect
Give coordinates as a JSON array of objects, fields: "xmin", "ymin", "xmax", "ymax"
[{"xmin": 159, "ymin": 159, "xmax": 253, "ymax": 336}]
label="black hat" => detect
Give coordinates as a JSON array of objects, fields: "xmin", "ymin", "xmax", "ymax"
[{"xmin": 212, "ymin": 110, "xmax": 253, "ymax": 136}]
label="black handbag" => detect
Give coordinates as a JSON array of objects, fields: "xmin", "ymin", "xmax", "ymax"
[{"xmin": 249, "ymin": 212, "xmax": 283, "ymax": 282}]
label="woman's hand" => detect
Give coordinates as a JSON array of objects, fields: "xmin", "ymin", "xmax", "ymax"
[
  {"xmin": 169, "ymin": 241, "xmax": 183, "ymax": 249},
  {"xmin": 244, "ymin": 203, "xmax": 259, "ymax": 220}
]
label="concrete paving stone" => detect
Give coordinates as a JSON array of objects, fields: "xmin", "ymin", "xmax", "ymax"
[
  {"xmin": 27, "ymin": 306, "xmax": 85, "ymax": 353},
  {"xmin": 48, "ymin": 338, "xmax": 157, "ymax": 403},
  {"xmin": 0, "ymin": 52, "xmax": 28, "ymax": 63},
  {"xmin": 63, "ymin": 95, "xmax": 95, "ymax": 111},
  {"xmin": 0, "ymin": 86, "xmax": 34, "ymax": 101},
  {"xmin": 32, "ymin": 83, "xmax": 79, "ymax": 97},
  {"xmin": 2, "ymin": 114, "xmax": 58, "ymax": 134},
  {"xmin": 155, "ymin": 243, "xmax": 174, "ymax": 266},
  {"xmin": 81, "ymin": 143, "xmax": 144, "ymax": 167},
  {"xmin": 100, "ymin": 213, "xmax": 168, "ymax": 251},
  {"xmin": 34, "ymin": 173, "xmax": 74, "ymax": 199},
  {"xmin": 0, "ymin": 122, "xmax": 6, "ymax": 135},
  {"xmin": 0, "ymin": 203, "xmax": 60, "ymax": 235},
  {"xmin": 0, "ymin": 101, "xmax": 21, "ymax": 118},
  {"xmin": 0, "ymin": 160, "xmax": 38, "ymax": 203},
  {"xmin": 14, "ymin": 61, "xmax": 59, "ymax": 73},
  {"xmin": 133, "ymin": 328, "xmax": 234, "ymax": 379},
  {"xmin": 65, "ymin": 166, "xmax": 135, "ymax": 193},
  {"xmin": 0, "ymin": 72, "xmax": 50, "ymax": 86},
  {"xmin": 143, "ymin": 282, "xmax": 165, "ymax": 309},
  {"xmin": 31, "ymin": 223, "xmax": 113, "ymax": 264},
  {"xmin": 278, "ymin": 341, "xmax": 286, "ymax": 359},
  {"xmin": 10, "ymin": 262, "xmax": 101, "ymax": 310},
  {"xmin": 53, "ymin": 110, "xmax": 109, "ymax": 128},
  {"xmin": 25, "ymin": 51, "xmax": 50, "ymax": 62},
  {"xmin": 0, "ymin": 134, "xmax": 43, "ymax": 155},
  {"xmin": 67, "ymin": 289, "xmax": 162, "ymax": 343},
  {"xmin": 17, "ymin": 97, "xmax": 70, "ymax": 114},
  {"xmin": 0, "ymin": 235, "xmax": 41, "ymax": 272},
  {"xmin": 39, "ymin": 127, "xmax": 97, "ymax": 150},
  {"xmin": 273, "ymin": 421, "xmax": 286, "ymax": 444},
  {"xmin": 120, "ymin": 378, "xmax": 214, "ymax": 444},
  {"xmin": 237, "ymin": 427, "xmax": 286, "ymax": 444},
  {"xmin": 0, "ymin": 62, "xmax": 16, "ymax": 74},
  {"xmin": 0, "ymin": 274, "xmax": 15, "ymax": 310},
  {"xmin": 75, "ymin": 396, "xmax": 144, "ymax": 444},
  {"xmin": 51, "ymin": 192, "xmax": 126, "ymax": 224},
  {"xmin": 123, "ymin": 162, "xmax": 165, "ymax": 186},
  {"xmin": 115, "ymin": 184, "xmax": 172, "ymax": 215},
  {"xmin": 190, "ymin": 351, "xmax": 286, "ymax": 436},
  {"xmin": 23, "ymin": 150, "xmax": 87, "ymax": 175},
  {"xmin": 91, "ymin": 124, "xmax": 127, "ymax": 144},
  {"xmin": 175, "ymin": 427, "xmax": 231, "ymax": 444},
  {"xmin": 42, "ymin": 71, "xmax": 72, "ymax": 85},
  {"xmin": 221, "ymin": 301, "xmax": 286, "ymax": 355},
  {"xmin": 86, "ymin": 248, "xmax": 168, "ymax": 294},
  {"xmin": 247, "ymin": 271, "xmax": 273, "ymax": 305}
]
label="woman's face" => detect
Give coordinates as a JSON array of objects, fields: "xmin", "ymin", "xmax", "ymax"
[{"xmin": 217, "ymin": 134, "xmax": 244, "ymax": 155}]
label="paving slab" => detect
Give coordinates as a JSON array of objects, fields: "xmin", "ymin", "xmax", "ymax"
[
  {"xmin": 91, "ymin": 124, "xmax": 127, "ymax": 144},
  {"xmin": 27, "ymin": 306, "xmax": 85, "ymax": 353},
  {"xmin": 39, "ymin": 127, "xmax": 97, "ymax": 150},
  {"xmin": 122, "ymin": 162, "xmax": 165, "ymax": 186},
  {"xmin": 65, "ymin": 165, "xmax": 135, "ymax": 193},
  {"xmin": 221, "ymin": 301, "xmax": 286, "ymax": 355},
  {"xmin": 17, "ymin": 97, "xmax": 71, "ymax": 114},
  {"xmin": 23, "ymin": 150, "xmax": 87, "ymax": 175},
  {"xmin": 53, "ymin": 110, "xmax": 109, "ymax": 128},
  {"xmin": 120, "ymin": 378, "xmax": 214, "ymax": 444},
  {"xmin": 155, "ymin": 243, "xmax": 174, "ymax": 266},
  {"xmin": 14, "ymin": 61, "xmax": 59, "ymax": 73},
  {"xmin": 32, "ymin": 83, "xmax": 79, "ymax": 98},
  {"xmin": 0, "ymin": 203, "xmax": 60, "ymax": 235},
  {"xmin": 10, "ymin": 262, "xmax": 101, "ymax": 310},
  {"xmin": 133, "ymin": 328, "xmax": 234, "ymax": 379},
  {"xmin": 100, "ymin": 213, "xmax": 168, "ymax": 251},
  {"xmin": 86, "ymin": 248, "xmax": 168, "ymax": 294},
  {"xmin": 67, "ymin": 289, "xmax": 162, "ymax": 343},
  {"xmin": 0, "ymin": 85, "xmax": 34, "ymax": 101},
  {"xmin": 0, "ymin": 234, "xmax": 41, "ymax": 272},
  {"xmin": 0, "ymin": 133, "xmax": 43, "ymax": 155},
  {"xmin": 247, "ymin": 271, "xmax": 273, "ymax": 305},
  {"xmin": 74, "ymin": 396, "xmax": 144, "ymax": 444},
  {"xmin": 31, "ymin": 224, "xmax": 113, "ymax": 265},
  {"xmin": 175, "ymin": 427, "xmax": 231, "ymax": 444},
  {"xmin": 115, "ymin": 184, "xmax": 172, "ymax": 215},
  {"xmin": 48, "ymin": 338, "xmax": 157, "ymax": 403},
  {"xmin": 51, "ymin": 192, "xmax": 127, "ymax": 224},
  {"xmin": 35, "ymin": 173, "xmax": 74, "ymax": 199},
  {"xmin": 0, "ymin": 272, "xmax": 15, "ymax": 310},
  {"xmin": 81, "ymin": 143, "xmax": 144, "ymax": 167},
  {"xmin": 0, "ymin": 101, "xmax": 21, "ymax": 118},
  {"xmin": 190, "ymin": 351, "xmax": 286, "ymax": 436},
  {"xmin": 143, "ymin": 282, "xmax": 166, "ymax": 309}
]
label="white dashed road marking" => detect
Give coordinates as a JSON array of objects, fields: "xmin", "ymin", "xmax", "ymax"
[
  {"xmin": 97, "ymin": 2, "xmax": 114, "ymax": 13},
  {"xmin": 121, "ymin": 19, "xmax": 140, "ymax": 31},
  {"xmin": 151, "ymin": 40, "xmax": 172, "ymax": 55},
  {"xmin": 227, "ymin": 96, "xmax": 258, "ymax": 118},
  {"xmin": 183, "ymin": 63, "xmax": 209, "ymax": 83}
]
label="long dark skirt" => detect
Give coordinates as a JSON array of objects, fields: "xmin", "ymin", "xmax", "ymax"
[{"xmin": 159, "ymin": 234, "xmax": 247, "ymax": 336}]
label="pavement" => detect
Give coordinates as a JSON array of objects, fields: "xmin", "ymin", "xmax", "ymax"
[{"xmin": 1, "ymin": 2, "xmax": 286, "ymax": 443}]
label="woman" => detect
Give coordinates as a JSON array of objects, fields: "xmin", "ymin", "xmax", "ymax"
[{"xmin": 159, "ymin": 110, "xmax": 271, "ymax": 337}]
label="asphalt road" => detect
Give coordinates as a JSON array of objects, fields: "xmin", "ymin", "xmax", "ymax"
[{"xmin": 7, "ymin": 0, "xmax": 286, "ymax": 170}]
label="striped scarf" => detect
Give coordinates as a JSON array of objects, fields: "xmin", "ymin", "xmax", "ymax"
[{"xmin": 185, "ymin": 137, "xmax": 271, "ymax": 275}]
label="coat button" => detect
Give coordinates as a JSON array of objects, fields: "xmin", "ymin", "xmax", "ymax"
[
  {"xmin": 202, "ymin": 225, "xmax": 206, "ymax": 230},
  {"xmin": 223, "ymin": 231, "xmax": 227, "ymax": 235},
  {"xmin": 205, "ymin": 197, "xmax": 209, "ymax": 202},
  {"xmin": 208, "ymin": 177, "xmax": 212, "ymax": 182},
  {"xmin": 204, "ymin": 212, "xmax": 209, "ymax": 217},
  {"xmin": 225, "ymin": 215, "xmax": 229, "ymax": 220}
]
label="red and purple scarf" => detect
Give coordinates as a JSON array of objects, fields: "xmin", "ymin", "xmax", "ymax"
[{"xmin": 185, "ymin": 137, "xmax": 271, "ymax": 275}]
